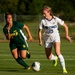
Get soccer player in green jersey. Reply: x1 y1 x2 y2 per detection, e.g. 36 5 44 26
3 12 33 70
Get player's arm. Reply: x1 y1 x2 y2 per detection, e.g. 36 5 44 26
6 30 16 40
62 23 72 42
23 25 33 41
38 29 42 46
6 30 11 40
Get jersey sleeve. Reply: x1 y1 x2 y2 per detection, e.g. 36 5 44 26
39 20 43 29
17 22 24 29
55 16 64 25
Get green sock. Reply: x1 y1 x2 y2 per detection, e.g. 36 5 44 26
16 57 29 68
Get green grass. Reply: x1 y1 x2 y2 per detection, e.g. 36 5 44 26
0 39 75 75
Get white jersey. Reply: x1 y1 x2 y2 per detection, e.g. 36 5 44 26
39 16 64 43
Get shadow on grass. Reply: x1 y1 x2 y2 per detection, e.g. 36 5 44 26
0 68 29 73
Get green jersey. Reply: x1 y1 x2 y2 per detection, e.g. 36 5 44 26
3 21 28 50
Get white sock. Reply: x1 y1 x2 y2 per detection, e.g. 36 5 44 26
50 54 56 60
58 54 66 70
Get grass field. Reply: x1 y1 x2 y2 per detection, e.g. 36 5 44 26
0 39 75 75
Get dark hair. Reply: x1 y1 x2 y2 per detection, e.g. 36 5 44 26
5 12 12 19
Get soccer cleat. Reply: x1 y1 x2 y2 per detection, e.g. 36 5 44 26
63 69 68 73
27 67 31 70
53 56 58 67
26 51 31 59
25 66 31 70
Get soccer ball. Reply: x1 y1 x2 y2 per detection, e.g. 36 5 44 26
31 61 41 72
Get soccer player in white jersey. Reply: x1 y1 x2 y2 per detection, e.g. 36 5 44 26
38 6 72 73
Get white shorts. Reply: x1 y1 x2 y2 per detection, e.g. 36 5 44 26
44 33 60 48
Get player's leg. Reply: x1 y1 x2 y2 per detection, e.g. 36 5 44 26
45 47 53 59
25 41 30 59
23 39 30 59
45 42 56 59
11 48 29 69
54 42 67 73
45 47 58 66
19 42 30 69
19 50 30 69
45 42 57 65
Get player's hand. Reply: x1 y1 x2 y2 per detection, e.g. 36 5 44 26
28 37 34 42
66 36 73 43
39 41 42 46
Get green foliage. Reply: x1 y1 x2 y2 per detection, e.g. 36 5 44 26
0 0 75 21
28 0 45 15
0 0 18 13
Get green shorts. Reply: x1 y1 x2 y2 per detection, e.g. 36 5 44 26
9 41 28 51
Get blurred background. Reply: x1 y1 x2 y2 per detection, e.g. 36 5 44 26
0 0 75 40
0 1 75 75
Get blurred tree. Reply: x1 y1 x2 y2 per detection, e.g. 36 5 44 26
17 0 45 15
45 0 75 21
0 0 18 14
17 0 29 14
0 0 75 21
28 0 45 15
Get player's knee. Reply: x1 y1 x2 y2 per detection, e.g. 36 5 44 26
21 55 26 59
12 54 18 59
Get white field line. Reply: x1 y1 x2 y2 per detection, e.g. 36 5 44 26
1 55 75 61
0 54 75 57
0 53 75 60
0 50 75 53
2 58 75 61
